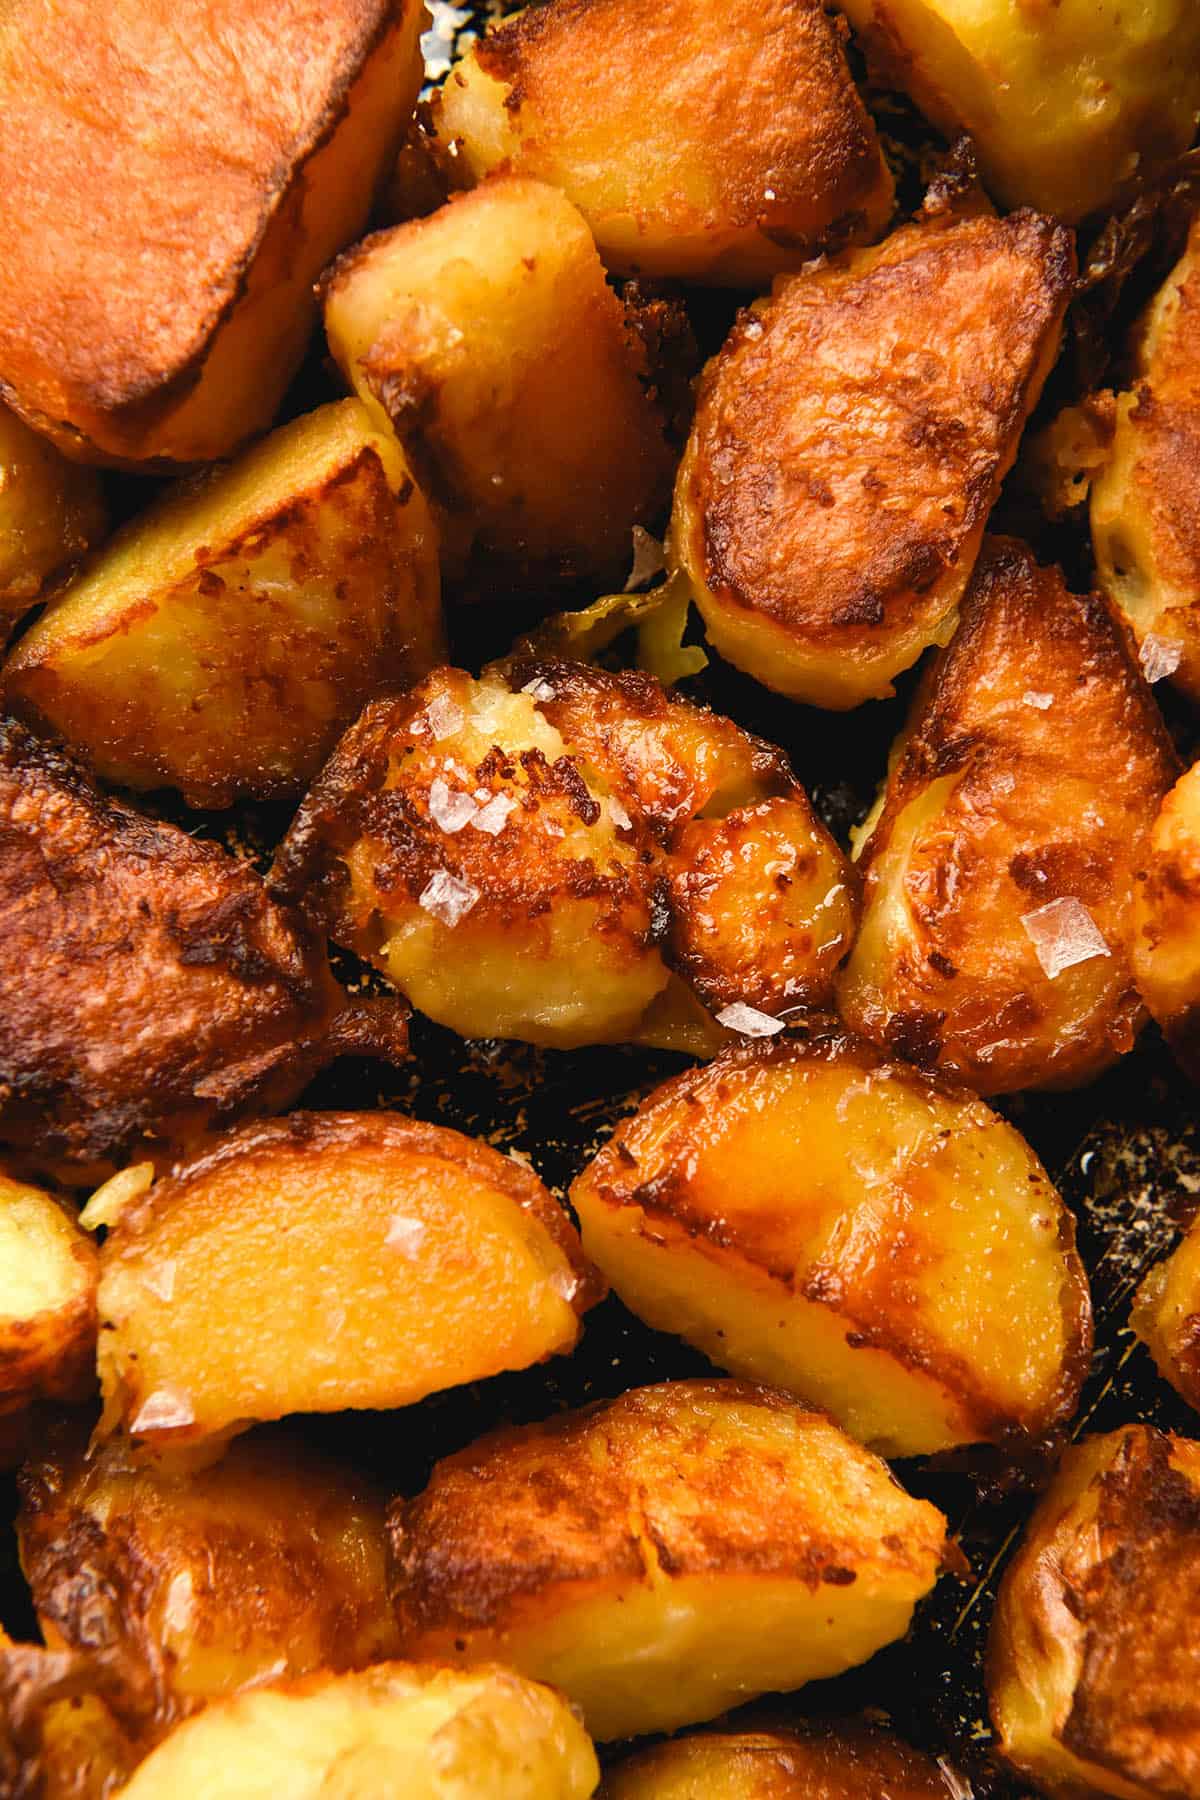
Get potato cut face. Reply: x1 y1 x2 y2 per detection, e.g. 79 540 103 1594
672 209 1074 708
113 1661 599 1800
0 1172 96 1413
839 537 1178 1094
98 1112 601 1446
1132 1219 1200 1413
839 0 1200 223
0 0 425 465
989 1426 1200 1798
388 1379 948 1739
431 0 893 285
1135 763 1200 1083
1092 216 1200 705
0 405 105 629
3 401 442 807
572 1038 1089 1458
603 1720 958 1798
322 175 675 585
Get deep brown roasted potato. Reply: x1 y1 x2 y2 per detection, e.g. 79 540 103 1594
0 1171 95 1432
2 400 442 807
0 0 426 466
388 1379 949 1740
1134 763 1200 1082
1132 1219 1200 1412
671 208 1075 708
0 718 406 1173
0 1643 139 1800
430 0 894 285
603 1719 959 1798
989 1425 1200 1797
322 175 675 585
0 405 105 635
97 1113 601 1449
839 537 1178 1094
572 1036 1090 1458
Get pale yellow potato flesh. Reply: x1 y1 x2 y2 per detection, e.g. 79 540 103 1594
1132 1221 1200 1414
1134 762 1200 1081
0 1171 96 1417
0 404 104 632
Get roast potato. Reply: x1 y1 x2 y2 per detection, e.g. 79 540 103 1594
321 175 675 585
838 0 1200 223
2 400 442 807
989 1425 1200 1797
839 537 1178 1094
430 0 893 285
1133 763 1200 1082
572 1036 1090 1458
0 0 425 466
97 1112 601 1449
1132 1218 1200 1411
672 208 1075 707
0 1644 138 1800
112 1661 599 1800
603 1719 959 1797
0 1171 96 1426
387 1379 950 1740
0 718 407 1173
0 405 105 635
1092 213 1200 703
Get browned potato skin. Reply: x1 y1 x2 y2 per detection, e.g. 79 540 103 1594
0 406 105 635
673 208 1075 708
1134 764 1200 1082
0 1174 96 1424
0 1643 139 1800
989 1426 1200 1798
839 538 1179 1094
603 1719 957 1798
0 719 406 1171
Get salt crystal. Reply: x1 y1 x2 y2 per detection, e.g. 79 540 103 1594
143 1260 176 1303
1140 633 1184 684
743 320 765 341
424 693 463 740
544 819 565 838
428 777 478 834
1022 690 1054 710
419 870 480 928
715 1002 786 1037
521 677 556 702
1021 896 1110 979
385 1216 427 1256
550 1266 579 1304
131 1386 195 1433
623 525 666 593
608 796 633 832
472 793 516 836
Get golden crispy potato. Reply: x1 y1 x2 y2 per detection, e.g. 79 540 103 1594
989 1425 1200 1797
572 1036 1090 1458
0 405 104 634
1134 763 1200 1082
0 0 425 466
97 1112 601 1449
0 1644 139 1800
114 1661 599 1800
603 1720 958 1798
2 401 442 808
0 1171 95 1425
839 0 1200 223
672 209 1074 708
0 719 407 1173
388 1379 949 1740
431 0 893 286
1132 1219 1200 1411
839 537 1178 1094
1092 214 1200 704
322 176 675 585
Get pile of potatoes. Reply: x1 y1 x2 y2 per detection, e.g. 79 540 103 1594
1 0 1200 1793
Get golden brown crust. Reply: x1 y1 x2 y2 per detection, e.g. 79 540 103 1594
603 1718 957 1798
0 1179 96 1413
0 1642 139 1800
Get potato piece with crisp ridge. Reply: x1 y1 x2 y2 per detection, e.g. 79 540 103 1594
431 0 893 286
0 405 104 635
97 1113 602 1449
573 1037 1090 1458
672 208 1074 708
0 1171 95 1429
322 176 675 585
839 0 1200 224
1132 1220 1200 1412
2 401 442 808
388 1379 949 1740
0 0 426 466
0 720 406 1173
839 538 1178 1094
989 1425 1200 1797
603 1719 960 1798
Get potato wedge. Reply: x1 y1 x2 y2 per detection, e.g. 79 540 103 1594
322 176 675 585
0 405 104 634
113 1661 599 1800
1092 214 1200 704
989 1425 1200 1797
672 208 1074 708
839 537 1178 1094
97 1113 602 1449
0 1171 95 1421
388 1379 949 1740
573 1036 1090 1458
603 1720 958 1797
431 0 893 285
1134 763 1200 1082
3 401 442 807
839 0 1200 223
1132 1219 1200 1412
0 0 425 466
0 719 407 1172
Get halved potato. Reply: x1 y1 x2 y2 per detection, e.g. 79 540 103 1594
572 1036 1090 1458
839 0 1200 223
0 404 105 633
431 0 893 285
3 400 442 807
1132 1219 1200 1411
0 1171 96 1422
97 1112 602 1449
114 1662 599 1800
1134 763 1200 1082
603 1719 958 1797
672 207 1075 708
989 1425 1200 1797
839 537 1178 1094
0 0 426 465
322 175 675 585
388 1379 950 1740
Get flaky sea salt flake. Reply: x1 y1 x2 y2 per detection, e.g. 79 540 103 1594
472 793 516 836
1021 896 1110 979
521 677 556 702
386 1216 428 1256
424 693 463 740
131 1386 195 1434
715 1002 786 1037
428 777 478 833
1140 633 1184 684
608 796 633 831
419 870 480 928
623 525 666 592
143 1260 176 1303
1022 690 1054 710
